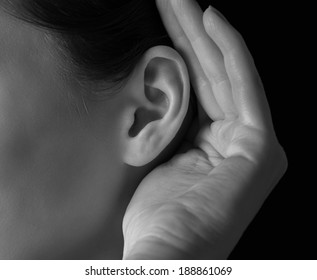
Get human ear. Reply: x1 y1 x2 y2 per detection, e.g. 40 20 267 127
121 46 190 166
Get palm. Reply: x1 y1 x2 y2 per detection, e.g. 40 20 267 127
123 118 270 259
122 0 287 259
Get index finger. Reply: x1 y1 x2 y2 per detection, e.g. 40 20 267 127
156 0 225 121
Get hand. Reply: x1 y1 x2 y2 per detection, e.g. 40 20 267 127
122 0 287 259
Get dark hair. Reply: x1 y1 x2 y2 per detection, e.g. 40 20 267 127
2 0 171 93
2 0 209 95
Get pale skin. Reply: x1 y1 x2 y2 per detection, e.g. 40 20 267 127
0 0 287 259
0 1 190 259
122 0 287 259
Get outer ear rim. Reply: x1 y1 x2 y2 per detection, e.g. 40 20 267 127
123 45 190 167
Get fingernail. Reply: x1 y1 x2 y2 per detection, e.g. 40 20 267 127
206 5 229 23
204 6 214 27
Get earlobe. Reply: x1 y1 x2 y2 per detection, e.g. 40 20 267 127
122 46 190 166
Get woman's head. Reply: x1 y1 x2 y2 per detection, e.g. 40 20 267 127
0 0 207 259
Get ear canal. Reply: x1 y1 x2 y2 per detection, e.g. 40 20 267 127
128 107 161 137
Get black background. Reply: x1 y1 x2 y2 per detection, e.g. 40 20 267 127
194 1 313 259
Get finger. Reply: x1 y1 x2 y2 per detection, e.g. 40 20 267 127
203 6 274 131
170 0 238 119
156 0 225 121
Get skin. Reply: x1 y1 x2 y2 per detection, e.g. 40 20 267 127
0 0 287 259
122 0 287 259
0 7 131 259
0 3 191 259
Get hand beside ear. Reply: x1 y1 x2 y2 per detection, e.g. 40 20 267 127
122 0 287 259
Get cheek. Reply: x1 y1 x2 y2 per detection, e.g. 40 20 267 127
0 69 68 178
0 111 124 258
0 76 124 258
0 138 123 258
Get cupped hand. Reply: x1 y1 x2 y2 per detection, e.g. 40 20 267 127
122 0 287 259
